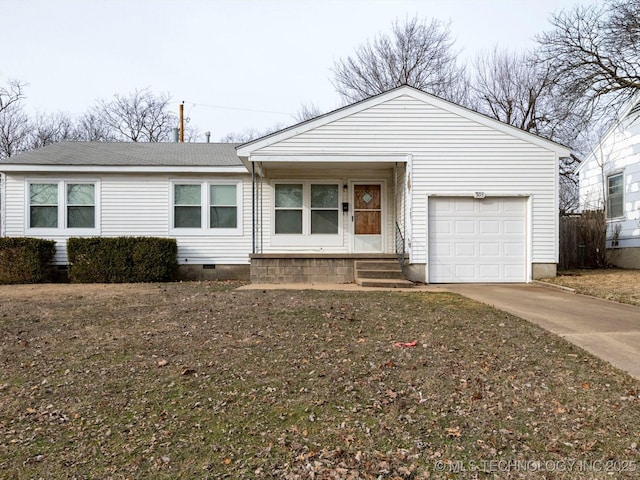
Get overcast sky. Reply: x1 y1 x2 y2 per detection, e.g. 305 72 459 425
2 0 596 141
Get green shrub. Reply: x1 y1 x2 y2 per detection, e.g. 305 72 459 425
67 237 177 283
0 237 57 284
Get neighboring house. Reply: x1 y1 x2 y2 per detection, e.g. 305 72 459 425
0 86 571 283
577 96 640 269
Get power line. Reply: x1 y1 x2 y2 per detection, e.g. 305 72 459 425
181 101 293 116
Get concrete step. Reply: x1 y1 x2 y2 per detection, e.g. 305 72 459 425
357 278 414 288
354 261 402 271
356 269 406 279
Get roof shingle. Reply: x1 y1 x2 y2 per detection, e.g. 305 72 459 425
0 142 242 167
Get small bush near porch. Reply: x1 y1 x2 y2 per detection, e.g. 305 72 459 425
67 236 177 283
0 282 637 478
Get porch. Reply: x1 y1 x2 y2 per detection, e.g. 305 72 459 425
250 253 412 286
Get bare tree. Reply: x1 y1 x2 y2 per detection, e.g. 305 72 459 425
332 16 467 104
0 79 26 116
220 123 286 143
28 112 80 149
293 102 324 123
74 112 116 142
0 80 30 158
537 0 640 122
471 48 586 213
92 87 178 142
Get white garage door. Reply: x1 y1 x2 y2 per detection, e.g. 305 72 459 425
428 197 527 283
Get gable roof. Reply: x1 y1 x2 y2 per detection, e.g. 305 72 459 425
236 85 572 159
0 141 242 167
575 92 640 174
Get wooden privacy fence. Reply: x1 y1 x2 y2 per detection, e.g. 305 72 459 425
559 211 607 270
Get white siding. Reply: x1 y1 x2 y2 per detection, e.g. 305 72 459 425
2 172 252 264
255 95 559 265
579 117 640 249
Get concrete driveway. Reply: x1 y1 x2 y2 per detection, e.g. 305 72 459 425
437 283 640 380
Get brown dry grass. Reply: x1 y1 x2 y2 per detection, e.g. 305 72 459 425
1 281 638 479
541 269 640 306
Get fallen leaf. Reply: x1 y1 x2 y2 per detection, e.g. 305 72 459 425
582 382 591 389
446 427 461 437
223 457 232 465
157 359 169 367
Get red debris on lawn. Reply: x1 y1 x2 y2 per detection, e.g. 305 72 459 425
393 341 417 348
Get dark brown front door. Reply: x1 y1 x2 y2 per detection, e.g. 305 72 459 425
353 184 383 252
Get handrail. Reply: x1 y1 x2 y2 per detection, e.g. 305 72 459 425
395 221 405 269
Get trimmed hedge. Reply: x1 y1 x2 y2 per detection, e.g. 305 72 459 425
67 237 178 283
0 237 56 284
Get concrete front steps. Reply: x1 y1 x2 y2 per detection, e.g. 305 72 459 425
355 260 414 288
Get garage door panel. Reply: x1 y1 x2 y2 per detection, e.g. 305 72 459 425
504 220 525 234
454 198 475 212
455 264 476 278
479 242 500 256
504 242 525 256
504 264 526 278
429 197 527 283
454 220 475 234
430 219 451 234
478 200 500 212
455 243 476 256
430 242 452 256
479 264 500 279
479 220 500 234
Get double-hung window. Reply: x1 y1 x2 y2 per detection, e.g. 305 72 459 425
30 183 59 228
172 180 241 233
606 173 624 219
210 185 238 229
27 180 98 231
174 184 202 228
273 182 341 243
67 184 95 228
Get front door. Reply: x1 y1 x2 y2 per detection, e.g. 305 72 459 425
353 183 382 252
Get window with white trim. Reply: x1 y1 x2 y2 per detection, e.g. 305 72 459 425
273 182 340 236
30 183 58 228
210 184 238 229
171 180 242 233
174 184 202 228
27 180 98 231
607 173 624 219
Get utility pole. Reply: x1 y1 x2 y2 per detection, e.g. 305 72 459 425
179 101 185 143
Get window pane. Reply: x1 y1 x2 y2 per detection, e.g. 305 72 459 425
311 184 338 208
311 210 338 234
30 206 58 228
175 206 201 228
608 175 623 195
30 184 57 205
608 196 623 218
275 210 302 234
175 185 201 205
210 185 236 206
68 206 95 228
210 206 237 228
275 184 302 208
67 184 94 205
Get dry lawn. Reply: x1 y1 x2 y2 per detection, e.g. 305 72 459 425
0 281 639 479
541 269 640 307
